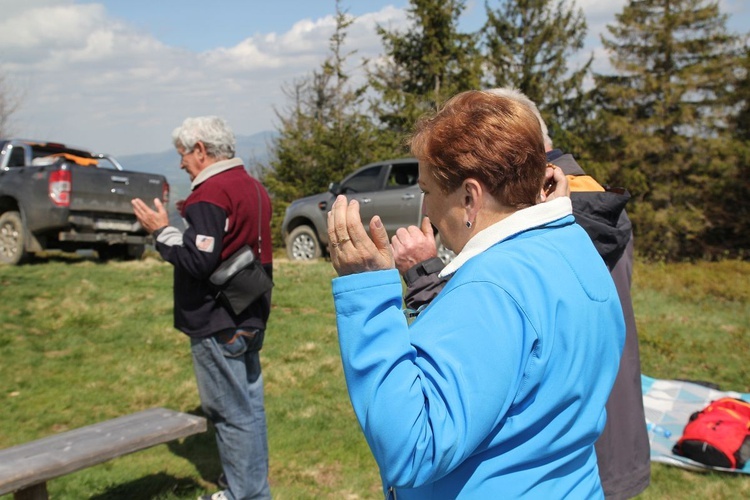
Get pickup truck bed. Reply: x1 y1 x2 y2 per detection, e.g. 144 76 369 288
0 139 169 264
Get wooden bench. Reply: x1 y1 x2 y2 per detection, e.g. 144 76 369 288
0 407 207 500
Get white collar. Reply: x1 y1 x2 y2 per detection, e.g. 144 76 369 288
191 157 244 190
439 197 573 278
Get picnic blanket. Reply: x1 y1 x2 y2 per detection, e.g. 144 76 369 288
641 374 750 473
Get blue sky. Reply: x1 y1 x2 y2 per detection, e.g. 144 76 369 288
1 0 747 157
80 1 423 52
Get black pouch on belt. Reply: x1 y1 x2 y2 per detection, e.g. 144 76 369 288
209 245 273 315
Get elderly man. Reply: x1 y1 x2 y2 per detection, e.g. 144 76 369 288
132 116 272 500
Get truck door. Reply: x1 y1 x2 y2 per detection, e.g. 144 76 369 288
369 161 422 236
338 164 386 229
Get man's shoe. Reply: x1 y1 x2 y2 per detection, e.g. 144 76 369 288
197 491 228 500
217 472 228 489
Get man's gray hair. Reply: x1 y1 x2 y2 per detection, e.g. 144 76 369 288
172 116 236 160
485 87 553 150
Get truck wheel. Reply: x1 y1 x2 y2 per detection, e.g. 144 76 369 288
286 225 322 261
0 211 29 265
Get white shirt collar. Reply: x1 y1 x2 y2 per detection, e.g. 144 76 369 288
191 157 244 190
439 197 573 278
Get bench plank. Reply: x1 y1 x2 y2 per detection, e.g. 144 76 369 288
0 407 207 496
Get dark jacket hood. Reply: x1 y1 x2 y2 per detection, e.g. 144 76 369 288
547 150 632 269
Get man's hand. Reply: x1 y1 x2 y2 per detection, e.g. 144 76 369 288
327 195 394 276
539 165 570 202
391 216 437 275
131 198 169 234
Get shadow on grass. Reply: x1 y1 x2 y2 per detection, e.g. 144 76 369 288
85 407 220 500
19 248 159 265
90 471 202 499
16 250 99 265
167 406 222 485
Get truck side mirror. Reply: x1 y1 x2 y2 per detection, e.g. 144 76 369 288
329 182 342 196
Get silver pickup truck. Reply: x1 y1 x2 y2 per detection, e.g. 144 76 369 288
0 139 169 264
281 158 454 263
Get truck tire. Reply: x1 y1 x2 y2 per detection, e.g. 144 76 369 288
0 211 29 265
286 225 322 261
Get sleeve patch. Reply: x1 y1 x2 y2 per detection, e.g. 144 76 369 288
196 235 216 253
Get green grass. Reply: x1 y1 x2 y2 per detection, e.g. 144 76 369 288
631 260 750 499
0 254 748 499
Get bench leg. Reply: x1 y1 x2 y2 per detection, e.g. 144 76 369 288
14 482 48 500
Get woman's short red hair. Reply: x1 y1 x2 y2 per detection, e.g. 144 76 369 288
409 90 546 207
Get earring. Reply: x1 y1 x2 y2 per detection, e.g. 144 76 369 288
466 220 472 228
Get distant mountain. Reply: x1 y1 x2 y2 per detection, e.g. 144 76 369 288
117 130 277 204
116 130 277 226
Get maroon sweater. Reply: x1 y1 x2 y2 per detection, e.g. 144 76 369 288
155 160 272 337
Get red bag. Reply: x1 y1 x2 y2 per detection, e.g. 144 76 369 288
673 397 750 469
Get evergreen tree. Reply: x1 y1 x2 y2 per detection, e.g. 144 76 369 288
261 2 394 246
590 0 740 260
704 43 750 256
482 0 592 154
368 0 482 142
731 45 750 142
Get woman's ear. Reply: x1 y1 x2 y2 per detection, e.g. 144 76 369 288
463 179 483 228
464 178 484 204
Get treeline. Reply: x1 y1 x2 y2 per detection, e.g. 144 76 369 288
259 0 749 261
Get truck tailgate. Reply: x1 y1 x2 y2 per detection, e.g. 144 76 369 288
69 166 165 215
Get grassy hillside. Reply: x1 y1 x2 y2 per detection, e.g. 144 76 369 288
0 255 748 499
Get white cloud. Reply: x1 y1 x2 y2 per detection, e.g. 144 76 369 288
1 0 745 156
200 16 339 72
0 1 402 155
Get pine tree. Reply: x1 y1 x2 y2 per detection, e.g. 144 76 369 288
261 2 394 246
482 0 592 154
731 45 750 142
704 43 750 256
368 0 482 141
590 0 740 260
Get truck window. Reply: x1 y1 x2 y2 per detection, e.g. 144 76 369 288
386 163 418 189
341 165 382 193
7 146 26 167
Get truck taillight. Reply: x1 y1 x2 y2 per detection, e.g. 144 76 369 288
49 169 72 207
162 181 170 204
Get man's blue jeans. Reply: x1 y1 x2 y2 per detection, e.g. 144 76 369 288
191 329 271 500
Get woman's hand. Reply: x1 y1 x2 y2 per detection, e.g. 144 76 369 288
539 165 570 202
327 195 394 276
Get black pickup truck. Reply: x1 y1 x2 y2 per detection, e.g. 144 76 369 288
0 139 169 265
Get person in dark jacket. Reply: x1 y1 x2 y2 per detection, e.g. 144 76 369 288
393 88 650 499
132 116 272 500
